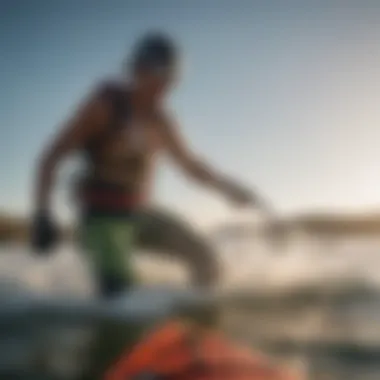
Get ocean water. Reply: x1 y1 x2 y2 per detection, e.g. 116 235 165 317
3 235 380 291
1 237 380 379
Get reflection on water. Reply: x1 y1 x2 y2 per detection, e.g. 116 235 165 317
1 237 380 379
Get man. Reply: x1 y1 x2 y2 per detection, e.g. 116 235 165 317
32 31 267 296
32 32 271 378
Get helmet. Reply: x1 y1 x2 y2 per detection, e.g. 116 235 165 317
131 32 179 75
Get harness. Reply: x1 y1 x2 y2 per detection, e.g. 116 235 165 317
77 82 145 216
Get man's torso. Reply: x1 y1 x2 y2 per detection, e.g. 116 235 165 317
77 80 164 212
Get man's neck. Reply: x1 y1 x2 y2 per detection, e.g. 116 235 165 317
130 88 159 114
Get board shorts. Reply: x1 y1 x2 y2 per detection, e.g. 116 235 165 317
75 178 145 295
80 215 138 296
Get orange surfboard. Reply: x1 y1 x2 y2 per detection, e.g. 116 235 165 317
104 320 303 380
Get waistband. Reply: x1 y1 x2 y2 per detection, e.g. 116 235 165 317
76 179 144 218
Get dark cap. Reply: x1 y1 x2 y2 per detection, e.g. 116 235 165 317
131 32 179 74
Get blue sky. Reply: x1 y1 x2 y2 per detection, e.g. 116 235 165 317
1 1 380 227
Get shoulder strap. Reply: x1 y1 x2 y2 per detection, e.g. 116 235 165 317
84 81 130 154
100 81 131 130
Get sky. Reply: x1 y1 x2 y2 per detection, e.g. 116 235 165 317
1 0 380 228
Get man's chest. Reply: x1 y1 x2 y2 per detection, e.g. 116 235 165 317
101 117 163 159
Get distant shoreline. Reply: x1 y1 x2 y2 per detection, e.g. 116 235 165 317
3 210 380 244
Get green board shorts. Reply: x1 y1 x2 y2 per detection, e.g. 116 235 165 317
79 215 139 296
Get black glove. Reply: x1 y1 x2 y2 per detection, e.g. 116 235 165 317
31 211 59 254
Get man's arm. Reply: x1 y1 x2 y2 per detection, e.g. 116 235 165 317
159 112 256 205
34 87 110 212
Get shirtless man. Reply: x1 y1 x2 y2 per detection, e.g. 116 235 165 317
32 32 267 297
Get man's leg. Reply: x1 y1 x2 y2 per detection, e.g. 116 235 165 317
136 207 221 327
137 207 220 288
79 217 142 378
80 217 137 296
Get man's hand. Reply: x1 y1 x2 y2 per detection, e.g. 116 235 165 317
31 211 60 255
220 181 255 207
219 177 272 210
